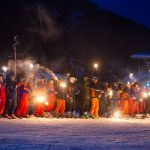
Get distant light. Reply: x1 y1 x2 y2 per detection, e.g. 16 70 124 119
29 64 34 69
94 63 98 69
127 82 130 85
2 66 8 72
147 83 150 87
109 90 113 97
129 73 134 79
67 73 70 76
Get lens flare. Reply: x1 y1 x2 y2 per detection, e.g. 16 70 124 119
37 96 45 103
114 111 121 118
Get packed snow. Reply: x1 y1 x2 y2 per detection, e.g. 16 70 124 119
0 117 150 150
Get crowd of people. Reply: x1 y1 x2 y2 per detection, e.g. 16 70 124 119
0 73 150 119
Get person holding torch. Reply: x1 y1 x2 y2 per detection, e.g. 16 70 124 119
45 79 56 117
90 77 102 119
34 77 47 117
15 79 30 118
54 79 67 118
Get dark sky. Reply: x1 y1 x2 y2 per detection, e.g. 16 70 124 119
92 0 150 28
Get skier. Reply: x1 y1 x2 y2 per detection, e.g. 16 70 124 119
54 79 67 118
27 75 36 117
34 77 47 117
15 79 30 118
121 85 130 115
99 82 109 117
131 82 140 117
142 87 150 118
110 81 119 115
66 77 78 118
79 77 91 118
90 77 102 119
45 79 56 117
4 75 17 119
0 75 6 118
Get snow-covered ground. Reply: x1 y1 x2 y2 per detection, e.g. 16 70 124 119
0 117 150 150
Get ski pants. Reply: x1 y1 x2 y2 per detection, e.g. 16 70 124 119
34 103 45 116
15 93 29 117
90 98 99 117
5 99 16 115
0 97 6 115
131 101 139 115
123 100 129 115
45 93 55 112
80 98 90 115
54 99 65 116
144 101 150 115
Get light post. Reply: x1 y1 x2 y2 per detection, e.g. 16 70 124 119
94 63 98 70
129 73 134 79
2 66 8 72
29 63 34 69
91 63 99 77
12 35 19 77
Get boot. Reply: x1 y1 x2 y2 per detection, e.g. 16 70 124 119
4 114 12 119
10 114 18 119
66 111 71 118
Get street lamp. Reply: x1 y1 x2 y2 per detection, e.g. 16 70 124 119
29 63 34 69
91 63 99 77
2 66 8 72
129 73 134 79
94 63 98 69
67 73 70 76
2 66 8 85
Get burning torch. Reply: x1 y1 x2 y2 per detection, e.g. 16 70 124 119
60 81 67 89
113 111 121 119
36 94 48 106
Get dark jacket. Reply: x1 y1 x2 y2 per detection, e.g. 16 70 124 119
5 80 16 101
56 84 67 100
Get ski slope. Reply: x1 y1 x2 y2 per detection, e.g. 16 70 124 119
0 117 150 150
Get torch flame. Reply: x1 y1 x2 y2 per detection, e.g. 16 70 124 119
60 82 67 88
37 96 45 103
45 101 49 106
143 92 148 98
114 111 121 118
109 90 113 97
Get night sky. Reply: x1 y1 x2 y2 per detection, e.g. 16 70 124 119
92 0 150 28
